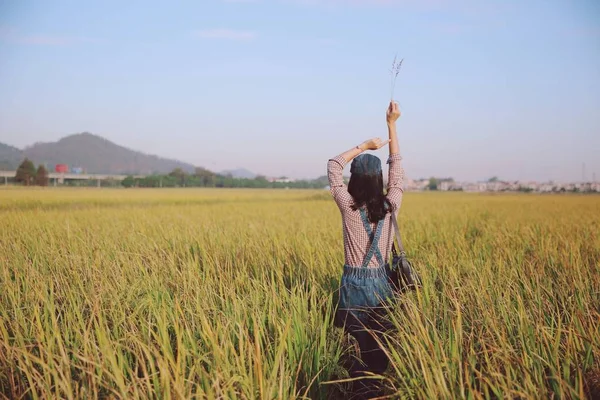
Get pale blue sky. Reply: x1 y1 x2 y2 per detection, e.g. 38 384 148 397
0 0 598 181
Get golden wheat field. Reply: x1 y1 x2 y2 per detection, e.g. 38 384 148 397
0 188 599 399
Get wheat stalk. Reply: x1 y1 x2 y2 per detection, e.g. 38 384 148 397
390 55 403 101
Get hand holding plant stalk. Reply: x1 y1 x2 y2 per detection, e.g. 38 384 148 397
387 101 400 124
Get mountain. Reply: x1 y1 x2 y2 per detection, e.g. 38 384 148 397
22 133 195 175
220 168 257 179
0 142 24 170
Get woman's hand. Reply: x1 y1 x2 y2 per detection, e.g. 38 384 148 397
386 101 400 124
359 137 390 151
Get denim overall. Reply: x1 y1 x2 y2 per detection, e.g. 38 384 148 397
335 208 395 397
335 207 394 328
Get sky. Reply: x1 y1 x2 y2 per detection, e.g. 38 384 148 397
0 0 598 182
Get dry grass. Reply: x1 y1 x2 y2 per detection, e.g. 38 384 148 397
1 188 599 399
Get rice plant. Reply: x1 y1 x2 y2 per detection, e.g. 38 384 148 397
0 189 598 399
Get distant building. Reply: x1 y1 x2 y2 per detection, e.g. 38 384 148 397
268 176 295 183
398 175 598 193
404 178 429 191
55 164 69 173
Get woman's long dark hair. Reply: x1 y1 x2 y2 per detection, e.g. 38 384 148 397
348 172 391 223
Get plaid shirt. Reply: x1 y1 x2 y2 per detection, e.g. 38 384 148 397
327 153 404 268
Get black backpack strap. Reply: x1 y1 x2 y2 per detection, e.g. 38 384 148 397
390 211 405 256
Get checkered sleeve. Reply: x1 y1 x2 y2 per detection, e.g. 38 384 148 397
327 155 354 212
386 153 404 211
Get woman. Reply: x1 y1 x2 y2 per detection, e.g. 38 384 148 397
327 101 403 398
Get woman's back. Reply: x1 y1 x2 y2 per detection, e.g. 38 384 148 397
327 153 404 268
328 101 404 399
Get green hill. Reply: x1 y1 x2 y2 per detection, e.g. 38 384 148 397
22 133 195 174
0 142 24 170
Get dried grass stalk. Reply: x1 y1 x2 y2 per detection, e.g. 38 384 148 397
390 55 403 101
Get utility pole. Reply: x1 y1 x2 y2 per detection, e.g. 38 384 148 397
582 162 586 182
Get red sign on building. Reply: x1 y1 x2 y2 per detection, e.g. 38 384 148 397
55 164 69 173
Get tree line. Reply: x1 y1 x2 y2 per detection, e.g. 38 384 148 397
121 167 330 189
14 158 49 186
11 159 330 189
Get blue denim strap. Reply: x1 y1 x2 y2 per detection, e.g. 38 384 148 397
359 208 385 267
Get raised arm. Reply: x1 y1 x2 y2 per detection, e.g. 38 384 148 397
387 102 400 156
386 101 404 211
327 137 390 211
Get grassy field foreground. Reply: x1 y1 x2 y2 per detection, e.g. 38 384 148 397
1 189 599 399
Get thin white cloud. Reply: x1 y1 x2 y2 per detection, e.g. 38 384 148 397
0 27 101 46
17 35 73 45
284 0 442 6
194 29 257 41
235 0 503 14
18 35 100 45
223 0 403 4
